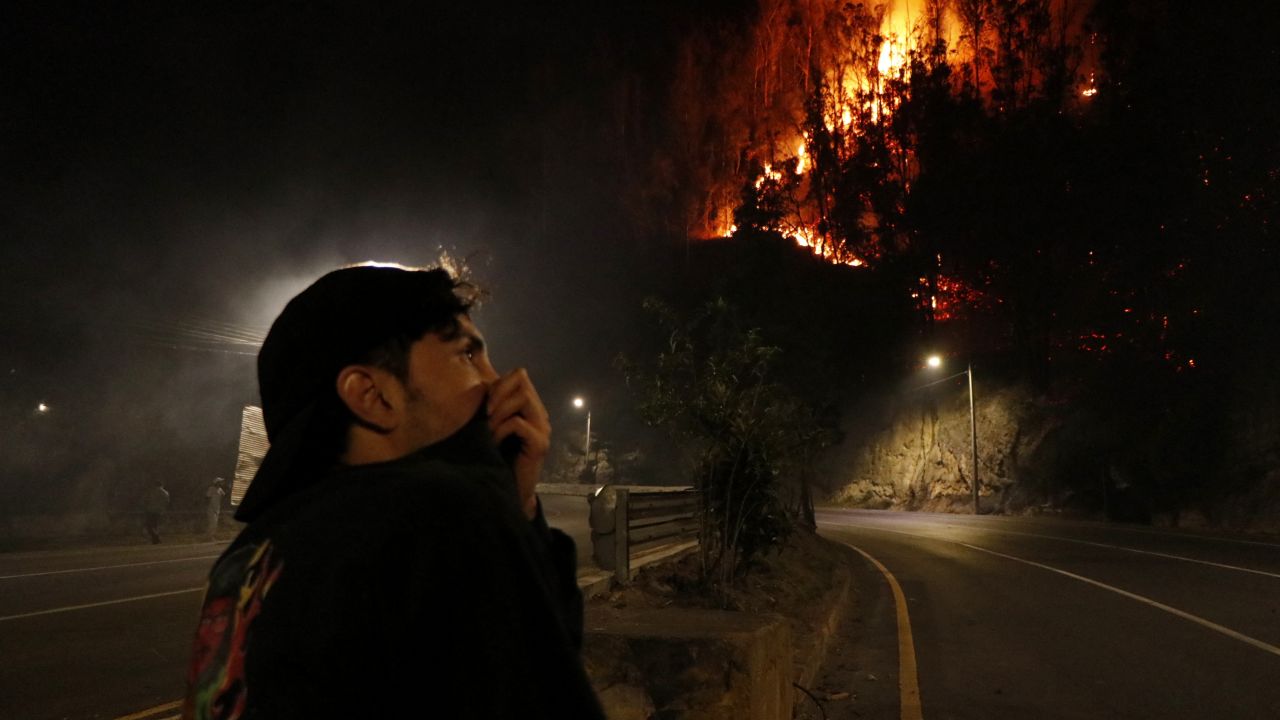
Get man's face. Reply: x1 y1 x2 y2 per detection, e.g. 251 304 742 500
399 314 499 450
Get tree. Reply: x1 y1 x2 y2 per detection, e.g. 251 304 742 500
616 298 831 596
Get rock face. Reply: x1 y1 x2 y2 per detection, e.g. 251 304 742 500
822 380 1280 529
824 384 1050 513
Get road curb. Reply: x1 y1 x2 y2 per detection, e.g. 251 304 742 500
793 546 854 691
578 569 614 599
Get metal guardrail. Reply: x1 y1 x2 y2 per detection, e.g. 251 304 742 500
587 485 700 582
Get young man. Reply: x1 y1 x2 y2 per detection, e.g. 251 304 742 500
182 264 603 719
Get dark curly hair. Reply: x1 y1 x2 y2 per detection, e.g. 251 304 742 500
305 269 481 467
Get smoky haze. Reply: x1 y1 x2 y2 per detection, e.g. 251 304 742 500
1 2 683 515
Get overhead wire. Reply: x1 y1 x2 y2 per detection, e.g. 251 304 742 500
108 316 267 347
0 291 275 356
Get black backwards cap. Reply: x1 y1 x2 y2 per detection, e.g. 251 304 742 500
235 264 472 522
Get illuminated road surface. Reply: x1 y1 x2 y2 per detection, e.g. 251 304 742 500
0 541 216 719
10 501 1273 719
815 508 1280 720
0 495 593 720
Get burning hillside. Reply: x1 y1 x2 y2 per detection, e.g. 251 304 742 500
677 0 1099 320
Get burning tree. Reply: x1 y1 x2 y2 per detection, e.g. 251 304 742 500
662 0 1103 341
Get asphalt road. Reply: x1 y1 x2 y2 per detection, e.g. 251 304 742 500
0 542 218 720
10 502 1274 719
815 508 1280 720
0 494 594 720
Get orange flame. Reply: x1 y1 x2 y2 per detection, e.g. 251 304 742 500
719 0 1094 318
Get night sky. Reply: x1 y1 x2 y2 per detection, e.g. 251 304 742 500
3 1 1278 515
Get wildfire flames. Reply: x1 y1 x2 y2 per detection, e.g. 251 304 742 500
912 271 992 322
705 0 1098 322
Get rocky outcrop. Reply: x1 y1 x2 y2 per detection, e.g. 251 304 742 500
822 380 1280 530
824 384 1053 513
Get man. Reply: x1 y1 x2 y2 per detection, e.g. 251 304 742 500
204 478 226 541
182 264 603 719
143 480 169 544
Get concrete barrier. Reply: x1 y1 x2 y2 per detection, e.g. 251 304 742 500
584 607 793 720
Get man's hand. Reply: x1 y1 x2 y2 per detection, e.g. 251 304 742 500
487 368 550 520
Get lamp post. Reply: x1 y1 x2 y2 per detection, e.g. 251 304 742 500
572 396 591 457
925 356 980 514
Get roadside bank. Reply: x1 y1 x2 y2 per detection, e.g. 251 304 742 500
581 529 857 719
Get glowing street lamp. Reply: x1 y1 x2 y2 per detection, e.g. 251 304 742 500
572 397 591 456
925 356 980 514
36 402 50 414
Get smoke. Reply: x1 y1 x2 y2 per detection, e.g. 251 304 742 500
0 1 741 517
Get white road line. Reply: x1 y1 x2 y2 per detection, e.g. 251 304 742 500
954 541 1280 658
827 520 1280 659
819 508 1280 549
982 516 1280 549
816 511 1280 576
972 527 1280 580
0 554 221 580
1103 526 1280 549
113 700 182 720
0 587 204 623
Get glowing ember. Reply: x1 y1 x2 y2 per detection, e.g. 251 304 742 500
1081 72 1098 98
911 273 991 322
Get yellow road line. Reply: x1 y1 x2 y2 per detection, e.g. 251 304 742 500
845 543 924 720
113 699 181 720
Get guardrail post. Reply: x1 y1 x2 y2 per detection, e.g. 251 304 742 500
614 488 630 583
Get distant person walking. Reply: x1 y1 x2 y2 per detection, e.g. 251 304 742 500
143 480 169 544
205 478 226 540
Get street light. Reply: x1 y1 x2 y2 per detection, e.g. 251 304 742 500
925 356 979 514
35 402 50 414
572 396 591 456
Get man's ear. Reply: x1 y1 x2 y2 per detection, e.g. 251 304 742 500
335 365 403 432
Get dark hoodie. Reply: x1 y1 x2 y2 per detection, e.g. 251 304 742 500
182 409 605 719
